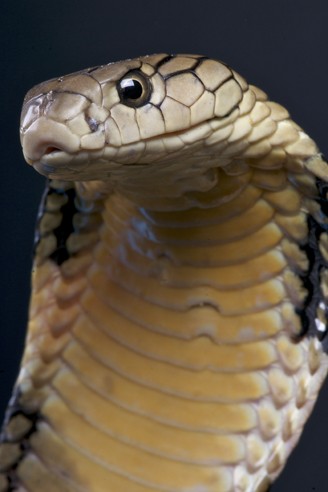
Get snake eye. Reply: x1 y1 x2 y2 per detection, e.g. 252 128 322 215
117 71 151 108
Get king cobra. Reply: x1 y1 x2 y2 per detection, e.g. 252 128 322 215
1 53 328 492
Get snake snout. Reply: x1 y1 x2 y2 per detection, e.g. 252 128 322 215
20 87 93 166
21 117 80 164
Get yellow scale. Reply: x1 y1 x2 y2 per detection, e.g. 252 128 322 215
1 53 328 492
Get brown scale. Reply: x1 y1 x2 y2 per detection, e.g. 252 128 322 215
1 53 328 492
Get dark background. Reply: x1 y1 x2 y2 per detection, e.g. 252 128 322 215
1 0 327 490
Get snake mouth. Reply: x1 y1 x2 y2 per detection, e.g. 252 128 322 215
44 146 63 156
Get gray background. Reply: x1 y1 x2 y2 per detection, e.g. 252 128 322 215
1 0 328 490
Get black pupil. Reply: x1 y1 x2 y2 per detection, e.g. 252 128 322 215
120 78 143 100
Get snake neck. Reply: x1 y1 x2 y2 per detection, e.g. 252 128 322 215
18 159 315 392
4 160 328 492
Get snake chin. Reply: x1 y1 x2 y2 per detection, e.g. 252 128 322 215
34 147 104 179
33 162 103 181
34 161 57 176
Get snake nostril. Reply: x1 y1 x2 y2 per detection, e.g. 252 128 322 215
85 116 99 132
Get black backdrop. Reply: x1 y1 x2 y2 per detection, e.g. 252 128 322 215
1 1 328 490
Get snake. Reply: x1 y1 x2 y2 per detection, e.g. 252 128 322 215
0 53 328 492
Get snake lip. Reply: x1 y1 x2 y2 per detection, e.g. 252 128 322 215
39 149 73 163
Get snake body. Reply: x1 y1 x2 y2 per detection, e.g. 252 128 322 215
1 53 328 491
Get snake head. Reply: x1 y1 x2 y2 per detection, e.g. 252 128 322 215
20 53 249 182
20 52 318 204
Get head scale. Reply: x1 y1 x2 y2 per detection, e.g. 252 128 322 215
20 53 246 181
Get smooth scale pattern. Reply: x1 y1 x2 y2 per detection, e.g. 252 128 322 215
1 53 328 492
